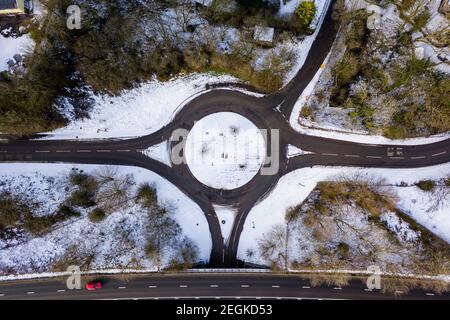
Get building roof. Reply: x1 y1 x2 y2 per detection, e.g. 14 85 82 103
0 0 17 10
254 26 274 44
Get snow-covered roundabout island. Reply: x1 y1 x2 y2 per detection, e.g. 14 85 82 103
185 112 266 190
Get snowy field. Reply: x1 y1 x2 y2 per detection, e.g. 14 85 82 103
185 112 266 190
0 164 211 275
41 74 238 140
238 163 450 264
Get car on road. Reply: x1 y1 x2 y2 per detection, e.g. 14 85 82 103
86 281 102 291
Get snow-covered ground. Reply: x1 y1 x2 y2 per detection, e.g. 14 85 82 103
0 34 34 72
0 164 211 275
40 74 238 140
238 163 450 264
141 141 172 167
185 112 266 190
213 204 237 245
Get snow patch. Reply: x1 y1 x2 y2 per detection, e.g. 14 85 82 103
213 204 237 244
141 141 172 167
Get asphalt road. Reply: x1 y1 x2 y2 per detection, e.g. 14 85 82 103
0 0 449 268
0 274 448 300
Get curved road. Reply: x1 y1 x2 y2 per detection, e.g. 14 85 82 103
0 0 449 267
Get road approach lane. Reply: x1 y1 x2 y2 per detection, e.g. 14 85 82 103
0 0 449 267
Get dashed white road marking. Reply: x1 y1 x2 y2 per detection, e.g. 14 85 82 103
389 157 405 160
272 285 280 288
411 156 426 160
322 153 338 156
364 289 372 292
118 287 126 289
27 292 35 295
333 287 342 290
56 150 71 153
0 151 7 153
97 150 111 153
179 285 188 288
210 285 219 288
241 285 250 288
57 289 66 293
148 285 157 288
367 156 382 159
35 150 50 153
432 152 446 157
344 155 360 158
77 150 91 153
302 286 311 289
117 150 131 153
426 293 435 296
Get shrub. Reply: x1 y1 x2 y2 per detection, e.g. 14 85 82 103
416 180 436 192
136 183 158 207
23 215 55 236
69 189 96 208
89 208 107 223
295 1 317 28
445 178 450 187
57 205 80 219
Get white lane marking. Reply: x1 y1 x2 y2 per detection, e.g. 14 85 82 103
35 150 50 153
390 157 405 160
148 285 157 288
27 292 35 295
322 153 338 156
364 289 372 292
57 289 66 293
118 287 126 289
432 152 446 157
56 150 70 153
97 150 111 153
272 285 280 288
411 156 426 160
77 150 91 153
367 156 382 159
179 285 188 288
117 150 131 153
302 286 311 289
426 293 435 296
0 294 4 297
344 155 360 158
395 290 404 294
241 285 250 288
333 287 342 290
0 151 7 153
210 285 219 288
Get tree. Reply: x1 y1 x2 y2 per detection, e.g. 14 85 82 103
295 1 316 27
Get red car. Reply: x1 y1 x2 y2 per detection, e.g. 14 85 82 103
86 281 102 291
